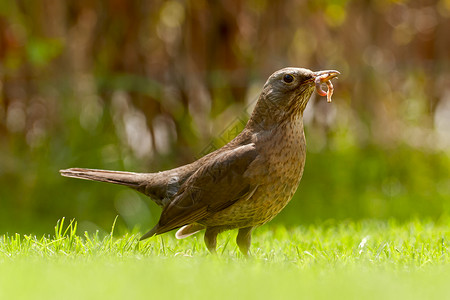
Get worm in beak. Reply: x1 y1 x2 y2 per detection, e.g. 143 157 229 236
314 70 340 102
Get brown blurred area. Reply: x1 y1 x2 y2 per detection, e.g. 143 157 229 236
1 0 449 234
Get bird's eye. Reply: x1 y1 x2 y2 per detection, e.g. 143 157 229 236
283 74 294 83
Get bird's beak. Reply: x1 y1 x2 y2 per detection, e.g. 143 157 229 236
312 70 340 83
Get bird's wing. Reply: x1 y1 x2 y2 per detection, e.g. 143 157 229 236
142 143 259 238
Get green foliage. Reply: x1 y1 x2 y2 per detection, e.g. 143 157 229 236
26 38 63 67
280 145 450 224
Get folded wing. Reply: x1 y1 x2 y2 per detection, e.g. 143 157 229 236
140 143 259 239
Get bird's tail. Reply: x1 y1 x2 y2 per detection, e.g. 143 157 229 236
60 168 144 188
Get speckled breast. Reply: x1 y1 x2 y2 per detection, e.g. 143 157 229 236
204 120 307 228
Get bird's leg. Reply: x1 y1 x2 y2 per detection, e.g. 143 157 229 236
236 227 254 257
204 227 221 254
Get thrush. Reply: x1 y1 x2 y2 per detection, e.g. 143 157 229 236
60 67 339 256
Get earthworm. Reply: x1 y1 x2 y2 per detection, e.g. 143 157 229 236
314 76 334 103
326 80 334 103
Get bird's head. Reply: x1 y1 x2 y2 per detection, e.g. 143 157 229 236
249 67 339 128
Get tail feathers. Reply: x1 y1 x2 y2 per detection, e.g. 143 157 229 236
140 226 158 241
60 168 144 187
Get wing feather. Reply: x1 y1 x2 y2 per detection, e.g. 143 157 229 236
142 143 259 238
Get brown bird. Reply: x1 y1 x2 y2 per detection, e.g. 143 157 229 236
60 67 339 256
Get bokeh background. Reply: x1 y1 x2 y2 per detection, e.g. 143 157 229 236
1 0 449 235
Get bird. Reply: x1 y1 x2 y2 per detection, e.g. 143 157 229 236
60 67 339 256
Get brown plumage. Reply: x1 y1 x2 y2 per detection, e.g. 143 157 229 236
60 67 339 256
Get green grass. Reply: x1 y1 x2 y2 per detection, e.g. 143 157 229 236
1 218 450 299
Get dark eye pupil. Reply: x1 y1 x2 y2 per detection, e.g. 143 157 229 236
283 74 294 83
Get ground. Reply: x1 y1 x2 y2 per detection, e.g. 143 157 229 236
1 218 449 299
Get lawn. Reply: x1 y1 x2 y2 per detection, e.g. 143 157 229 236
1 218 450 299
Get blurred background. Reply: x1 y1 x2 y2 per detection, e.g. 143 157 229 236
1 0 449 235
